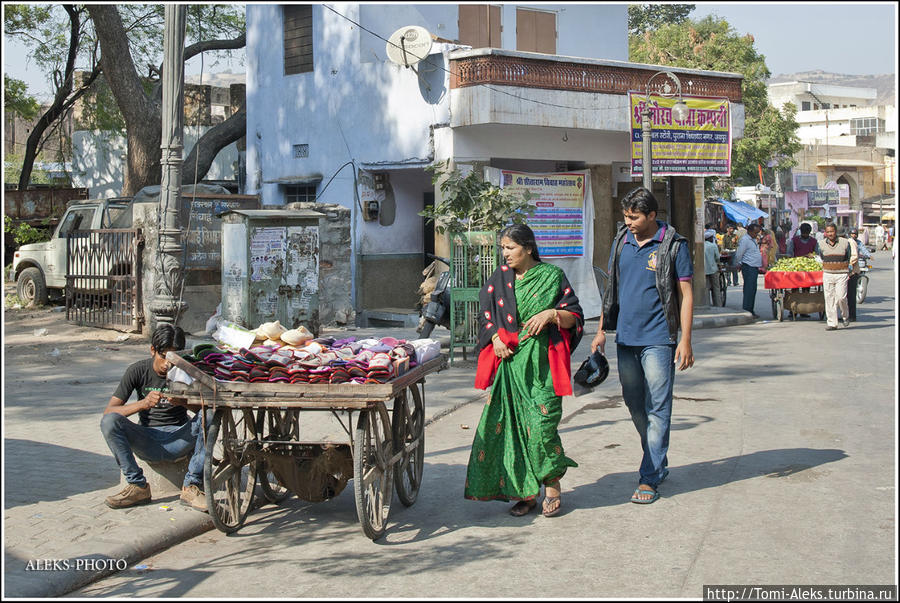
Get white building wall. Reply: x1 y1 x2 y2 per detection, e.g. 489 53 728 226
71 128 240 199
357 4 628 64
246 4 453 208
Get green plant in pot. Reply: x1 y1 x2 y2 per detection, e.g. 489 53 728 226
421 162 535 287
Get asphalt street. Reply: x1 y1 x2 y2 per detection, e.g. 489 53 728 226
58 251 897 599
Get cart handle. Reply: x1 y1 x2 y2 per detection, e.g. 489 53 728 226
166 351 218 390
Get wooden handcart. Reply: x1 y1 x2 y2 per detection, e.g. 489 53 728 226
165 352 446 540
764 270 825 322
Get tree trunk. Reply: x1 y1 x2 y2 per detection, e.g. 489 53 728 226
88 4 162 196
88 5 247 196
17 5 80 190
182 104 246 186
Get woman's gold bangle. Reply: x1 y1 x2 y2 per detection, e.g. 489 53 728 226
491 333 500 343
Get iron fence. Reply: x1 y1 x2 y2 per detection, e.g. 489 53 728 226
66 229 143 332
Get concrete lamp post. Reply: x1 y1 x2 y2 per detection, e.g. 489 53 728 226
641 71 690 191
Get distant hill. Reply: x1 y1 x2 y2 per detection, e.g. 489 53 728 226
768 70 895 105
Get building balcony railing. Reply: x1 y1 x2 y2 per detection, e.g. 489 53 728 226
449 50 743 103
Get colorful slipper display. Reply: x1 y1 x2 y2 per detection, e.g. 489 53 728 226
188 331 442 386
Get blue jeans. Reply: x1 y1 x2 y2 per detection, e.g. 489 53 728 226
100 410 212 488
617 344 675 488
741 263 759 313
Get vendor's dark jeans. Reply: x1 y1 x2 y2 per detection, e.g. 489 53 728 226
100 410 213 488
741 263 759 314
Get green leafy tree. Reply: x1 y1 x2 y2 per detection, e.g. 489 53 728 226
628 4 695 36
4 75 40 121
5 4 246 194
420 162 535 234
630 15 801 186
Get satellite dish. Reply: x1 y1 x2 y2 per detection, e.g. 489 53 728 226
386 26 433 68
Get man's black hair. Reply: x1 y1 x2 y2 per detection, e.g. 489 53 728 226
499 224 541 261
747 223 761 234
620 187 658 216
799 223 812 235
151 324 186 353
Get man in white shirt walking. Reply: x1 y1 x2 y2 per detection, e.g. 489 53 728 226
734 223 762 317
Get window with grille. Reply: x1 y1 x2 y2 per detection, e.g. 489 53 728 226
801 101 811 111
285 184 317 204
850 118 885 136
284 5 313 75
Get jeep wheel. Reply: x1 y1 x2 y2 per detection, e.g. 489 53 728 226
17 267 48 307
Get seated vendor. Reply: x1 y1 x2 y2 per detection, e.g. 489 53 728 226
101 324 211 512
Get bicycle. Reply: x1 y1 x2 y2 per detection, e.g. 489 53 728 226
709 263 727 307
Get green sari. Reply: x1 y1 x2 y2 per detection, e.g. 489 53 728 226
464 262 578 502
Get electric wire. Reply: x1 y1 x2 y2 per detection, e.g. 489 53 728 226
322 3 647 113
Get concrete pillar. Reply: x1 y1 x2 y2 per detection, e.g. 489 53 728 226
589 165 616 273
692 177 706 305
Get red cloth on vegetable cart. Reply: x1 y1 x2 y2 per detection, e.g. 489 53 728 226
764 271 823 289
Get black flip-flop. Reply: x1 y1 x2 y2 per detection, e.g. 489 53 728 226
509 500 537 516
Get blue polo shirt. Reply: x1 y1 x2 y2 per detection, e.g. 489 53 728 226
609 221 693 346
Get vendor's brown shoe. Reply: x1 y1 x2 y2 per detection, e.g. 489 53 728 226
180 484 208 513
105 483 151 509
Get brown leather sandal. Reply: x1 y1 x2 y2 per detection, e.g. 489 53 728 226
542 496 562 517
509 500 537 516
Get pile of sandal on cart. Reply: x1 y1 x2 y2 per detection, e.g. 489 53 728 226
185 320 440 385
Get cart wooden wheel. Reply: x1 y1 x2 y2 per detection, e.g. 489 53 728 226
353 402 394 541
255 408 299 504
204 407 259 534
392 383 425 507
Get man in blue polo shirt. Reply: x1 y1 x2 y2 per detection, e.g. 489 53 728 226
591 187 694 505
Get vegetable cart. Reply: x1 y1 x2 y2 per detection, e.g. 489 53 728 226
165 351 446 540
763 270 825 322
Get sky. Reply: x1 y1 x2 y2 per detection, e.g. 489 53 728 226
691 1 897 76
2 2 897 102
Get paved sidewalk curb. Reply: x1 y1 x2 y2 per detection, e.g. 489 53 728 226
425 391 489 427
9 514 214 598
693 310 757 329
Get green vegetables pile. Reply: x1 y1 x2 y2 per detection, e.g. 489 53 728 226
768 256 822 272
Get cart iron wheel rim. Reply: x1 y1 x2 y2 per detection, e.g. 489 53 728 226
392 384 425 507
256 408 298 504
353 403 393 540
204 408 259 534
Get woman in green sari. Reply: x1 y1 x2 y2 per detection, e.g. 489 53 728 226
465 225 584 517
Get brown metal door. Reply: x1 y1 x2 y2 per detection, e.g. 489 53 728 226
459 4 501 48
66 229 143 332
516 7 556 54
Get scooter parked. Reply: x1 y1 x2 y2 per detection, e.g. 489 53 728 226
417 254 452 338
856 257 872 304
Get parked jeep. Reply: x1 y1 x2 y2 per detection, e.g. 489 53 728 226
11 197 132 306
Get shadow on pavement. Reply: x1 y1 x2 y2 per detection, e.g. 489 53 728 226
3 439 119 508
564 447 849 511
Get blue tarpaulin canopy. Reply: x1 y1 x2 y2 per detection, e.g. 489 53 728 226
718 198 768 226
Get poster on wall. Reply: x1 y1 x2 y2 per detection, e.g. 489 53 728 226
500 171 586 258
250 226 286 282
628 93 731 177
